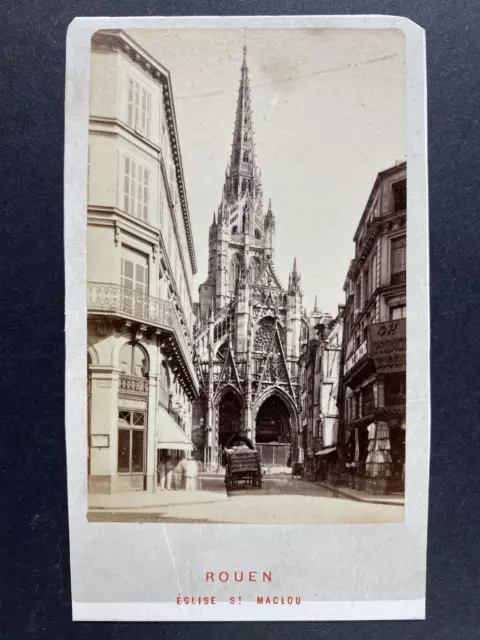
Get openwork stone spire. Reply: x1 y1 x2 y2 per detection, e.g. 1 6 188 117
223 47 262 204
289 258 302 294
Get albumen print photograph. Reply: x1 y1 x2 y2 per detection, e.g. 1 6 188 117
86 26 407 525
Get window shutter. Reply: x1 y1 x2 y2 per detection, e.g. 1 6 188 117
127 79 134 127
141 88 147 132
134 81 140 129
130 159 137 216
143 168 149 222
124 157 130 212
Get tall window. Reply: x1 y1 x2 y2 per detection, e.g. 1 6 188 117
121 247 148 315
392 179 407 212
229 255 240 294
119 342 149 378
124 157 149 222
127 79 152 138
250 257 261 284
159 360 171 410
391 236 406 283
118 410 146 473
355 281 361 311
390 305 406 320
363 267 370 304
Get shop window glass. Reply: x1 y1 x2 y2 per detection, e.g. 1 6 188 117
131 431 145 472
117 429 130 472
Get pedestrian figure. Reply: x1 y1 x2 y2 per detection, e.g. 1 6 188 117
158 456 166 491
173 455 185 490
165 455 174 490
185 456 198 491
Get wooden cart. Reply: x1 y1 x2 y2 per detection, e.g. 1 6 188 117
224 435 262 491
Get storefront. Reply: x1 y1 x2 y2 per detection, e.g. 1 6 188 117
157 405 195 465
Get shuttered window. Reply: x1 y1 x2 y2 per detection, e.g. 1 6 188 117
127 78 151 138
123 157 149 222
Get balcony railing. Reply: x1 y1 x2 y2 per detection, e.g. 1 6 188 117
119 374 148 397
88 282 197 390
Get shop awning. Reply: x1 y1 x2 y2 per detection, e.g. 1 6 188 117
157 406 194 451
315 446 337 457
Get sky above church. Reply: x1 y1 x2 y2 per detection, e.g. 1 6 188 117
127 28 406 316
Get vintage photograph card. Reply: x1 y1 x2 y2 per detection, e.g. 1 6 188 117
65 15 429 620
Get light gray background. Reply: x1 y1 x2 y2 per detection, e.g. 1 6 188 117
65 15 429 621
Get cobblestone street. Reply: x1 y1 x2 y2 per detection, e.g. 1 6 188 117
88 476 404 524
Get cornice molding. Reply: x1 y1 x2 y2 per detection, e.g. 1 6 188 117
91 30 197 275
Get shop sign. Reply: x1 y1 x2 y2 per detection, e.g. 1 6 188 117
344 340 367 374
368 319 406 373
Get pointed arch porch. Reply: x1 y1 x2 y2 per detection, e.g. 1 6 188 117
214 384 244 452
252 385 299 468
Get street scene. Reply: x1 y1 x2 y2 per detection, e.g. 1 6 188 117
88 473 404 524
86 28 407 524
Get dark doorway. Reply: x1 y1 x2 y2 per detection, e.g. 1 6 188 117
255 395 291 444
255 395 292 467
218 391 243 448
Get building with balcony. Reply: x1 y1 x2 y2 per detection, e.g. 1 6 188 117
87 31 199 493
296 303 343 480
338 161 406 494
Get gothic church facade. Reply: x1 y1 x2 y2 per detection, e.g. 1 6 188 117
194 48 310 468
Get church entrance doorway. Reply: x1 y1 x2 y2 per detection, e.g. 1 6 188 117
255 395 292 468
218 391 243 450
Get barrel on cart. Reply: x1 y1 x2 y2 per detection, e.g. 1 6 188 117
224 435 262 491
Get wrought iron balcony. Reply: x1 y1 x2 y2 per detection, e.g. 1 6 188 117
119 374 148 397
88 282 198 394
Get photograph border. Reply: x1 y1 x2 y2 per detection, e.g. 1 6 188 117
65 14 429 621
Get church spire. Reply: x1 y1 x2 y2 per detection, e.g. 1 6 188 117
289 258 301 294
223 46 261 202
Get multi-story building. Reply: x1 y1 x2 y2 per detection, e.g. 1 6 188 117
297 304 343 478
86 31 199 493
193 48 310 470
338 161 407 494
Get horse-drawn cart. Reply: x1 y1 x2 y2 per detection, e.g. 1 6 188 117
224 435 262 491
